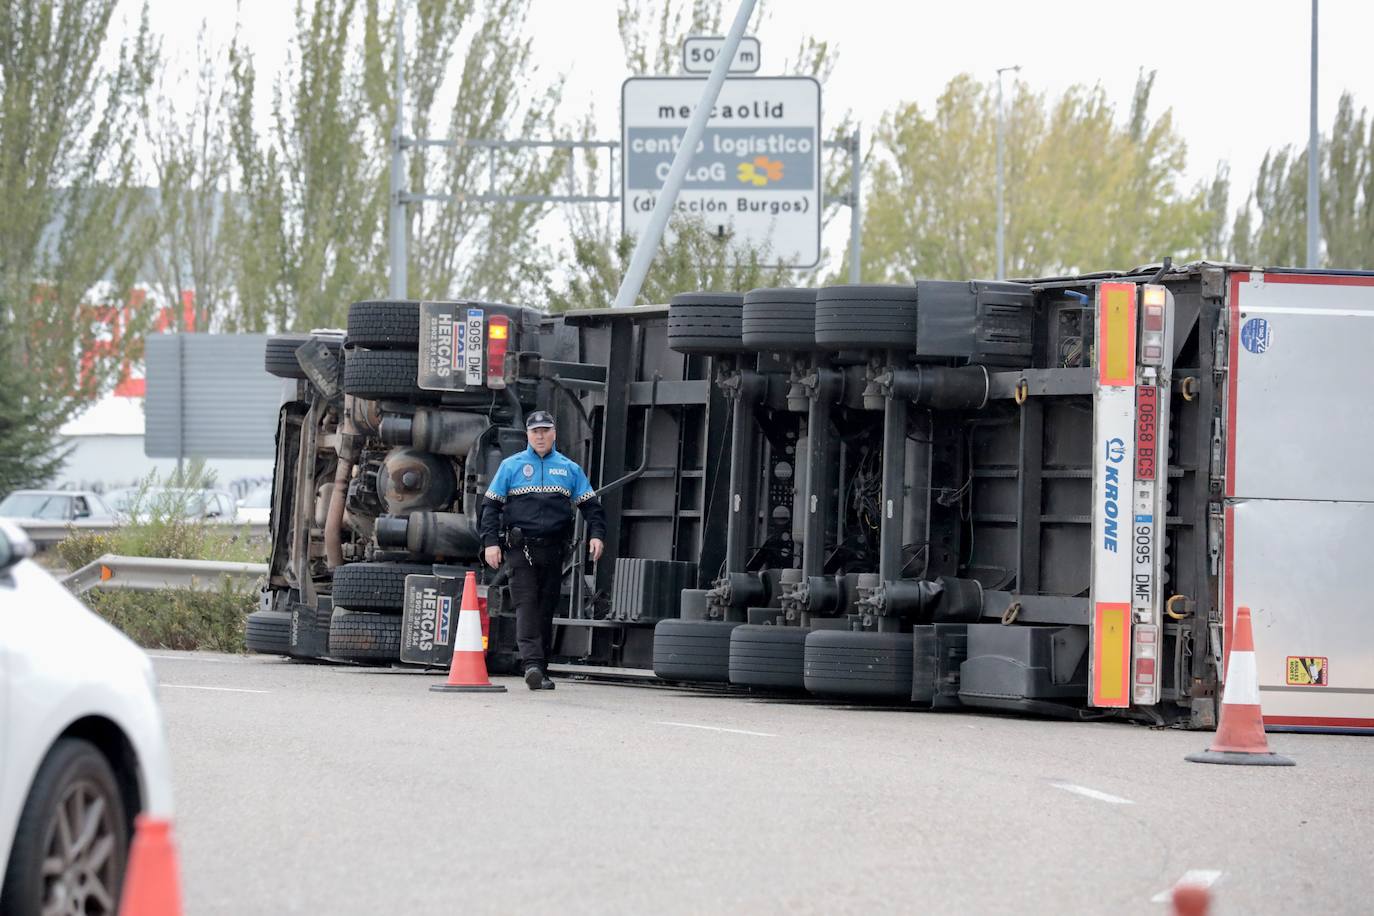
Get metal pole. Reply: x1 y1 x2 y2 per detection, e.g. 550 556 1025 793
1307 0 1320 268
995 65 1020 281
849 125 861 284
611 0 758 308
388 2 408 298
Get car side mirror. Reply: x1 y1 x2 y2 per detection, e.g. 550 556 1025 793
73 507 91 520
0 521 35 572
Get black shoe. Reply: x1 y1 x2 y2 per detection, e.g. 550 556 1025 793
538 674 555 690
525 666 544 690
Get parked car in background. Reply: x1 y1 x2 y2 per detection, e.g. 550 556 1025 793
0 520 179 914
235 485 272 525
0 490 116 523
107 487 238 524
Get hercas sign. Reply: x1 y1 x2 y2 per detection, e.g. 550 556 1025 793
621 76 822 268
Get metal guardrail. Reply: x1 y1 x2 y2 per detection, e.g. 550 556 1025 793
14 519 270 549
63 554 268 596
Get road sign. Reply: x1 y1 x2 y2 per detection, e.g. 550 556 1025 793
682 35 761 74
621 76 821 268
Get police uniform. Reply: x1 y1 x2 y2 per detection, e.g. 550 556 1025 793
478 414 607 683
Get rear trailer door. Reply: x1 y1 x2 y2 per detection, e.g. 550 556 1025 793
1225 271 1374 732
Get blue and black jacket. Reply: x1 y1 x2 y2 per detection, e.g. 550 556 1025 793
478 446 607 548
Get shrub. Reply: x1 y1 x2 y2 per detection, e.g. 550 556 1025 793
86 584 252 653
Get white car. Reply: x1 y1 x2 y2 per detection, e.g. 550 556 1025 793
235 485 273 526
0 521 177 914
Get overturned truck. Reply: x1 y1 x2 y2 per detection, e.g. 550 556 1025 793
252 264 1374 731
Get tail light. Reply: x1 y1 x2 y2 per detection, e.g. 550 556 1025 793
486 317 510 389
1139 285 1167 365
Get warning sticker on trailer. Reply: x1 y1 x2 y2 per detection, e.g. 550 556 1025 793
1286 656 1329 686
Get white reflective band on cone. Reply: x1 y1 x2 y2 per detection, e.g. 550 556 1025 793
1223 650 1261 706
455 607 484 652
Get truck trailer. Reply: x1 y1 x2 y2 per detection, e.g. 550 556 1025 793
250 263 1374 732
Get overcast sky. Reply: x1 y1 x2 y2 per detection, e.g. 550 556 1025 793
132 0 1371 265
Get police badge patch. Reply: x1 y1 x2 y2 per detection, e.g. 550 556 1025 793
522 464 534 478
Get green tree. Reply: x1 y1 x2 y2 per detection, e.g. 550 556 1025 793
225 0 384 332
224 0 565 333
1233 92 1372 269
0 0 158 493
146 25 234 332
858 72 1221 282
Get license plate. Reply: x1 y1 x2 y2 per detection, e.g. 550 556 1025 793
1135 385 1157 480
463 308 484 387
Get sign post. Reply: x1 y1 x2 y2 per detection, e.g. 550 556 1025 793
620 76 821 268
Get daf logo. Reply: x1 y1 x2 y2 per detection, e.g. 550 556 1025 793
1105 437 1125 464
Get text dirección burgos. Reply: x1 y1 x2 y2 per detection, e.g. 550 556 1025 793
629 133 815 157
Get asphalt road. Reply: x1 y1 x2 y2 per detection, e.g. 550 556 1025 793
150 651 1374 915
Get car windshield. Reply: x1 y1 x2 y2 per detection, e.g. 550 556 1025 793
240 486 272 508
0 492 71 519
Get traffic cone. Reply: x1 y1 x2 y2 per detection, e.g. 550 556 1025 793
430 571 507 693
117 815 183 916
1172 883 1210 916
1186 606 1294 766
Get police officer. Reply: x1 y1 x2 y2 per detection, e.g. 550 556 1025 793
479 411 606 690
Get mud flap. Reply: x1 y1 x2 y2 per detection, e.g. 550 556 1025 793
400 574 464 667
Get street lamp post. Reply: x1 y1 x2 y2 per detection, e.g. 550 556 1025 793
1307 0 1320 268
996 65 1020 281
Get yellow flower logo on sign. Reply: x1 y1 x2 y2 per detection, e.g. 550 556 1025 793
736 156 784 187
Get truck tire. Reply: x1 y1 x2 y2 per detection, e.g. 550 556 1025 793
667 292 747 354
342 349 437 402
347 299 421 349
803 629 914 699
244 609 292 655
265 334 343 380
814 285 920 350
729 624 809 689
265 334 310 379
741 288 817 351
330 562 434 612
653 618 743 682
329 609 402 663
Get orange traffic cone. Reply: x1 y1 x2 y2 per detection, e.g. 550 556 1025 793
1172 883 1211 916
430 571 507 693
1186 606 1294 766
118 815 183 916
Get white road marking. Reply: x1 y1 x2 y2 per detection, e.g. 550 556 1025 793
658 721 777 737
1050 782 1134 805
160 683 270 694
148 654 238 662
1151 870 1224 904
